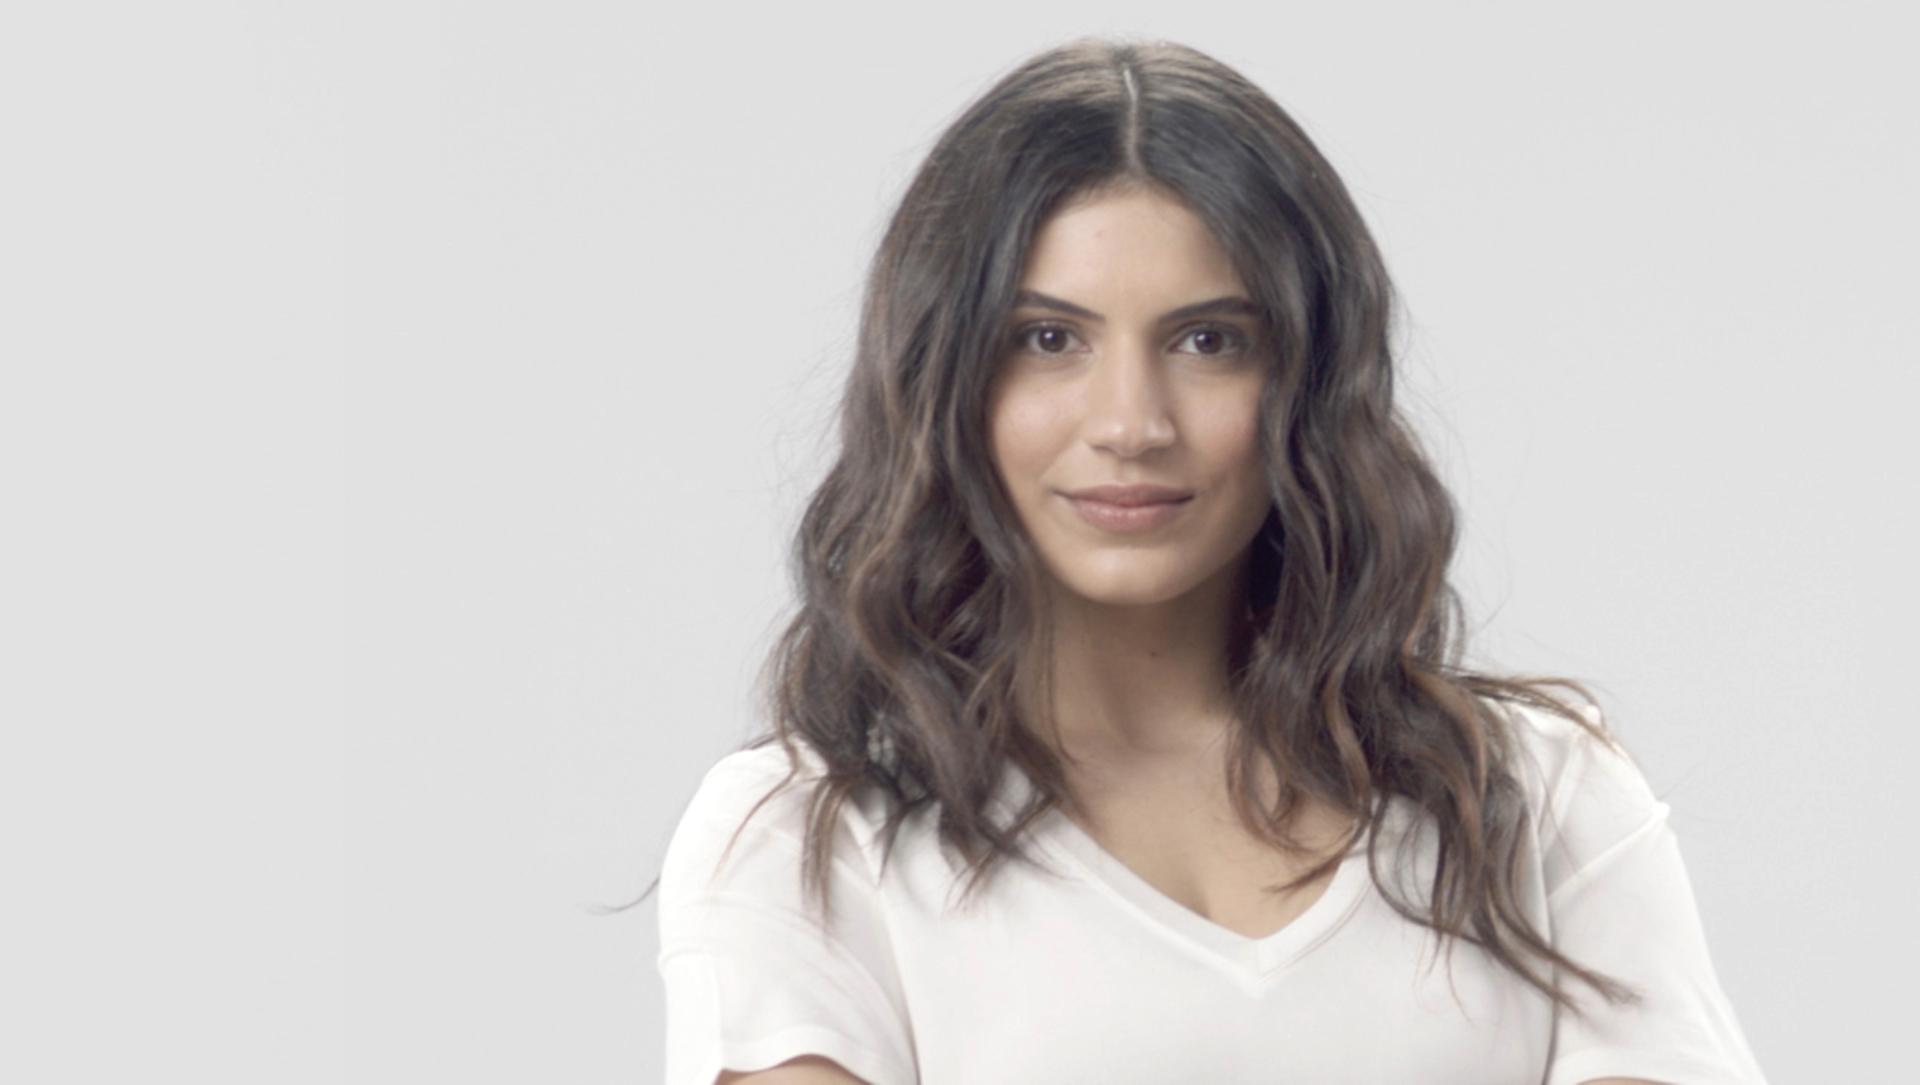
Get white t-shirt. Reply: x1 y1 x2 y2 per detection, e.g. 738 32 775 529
656 700 1766 1084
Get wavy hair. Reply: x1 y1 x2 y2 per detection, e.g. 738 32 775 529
618 35 1643 1020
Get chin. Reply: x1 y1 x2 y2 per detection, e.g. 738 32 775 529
1054 570 1198 608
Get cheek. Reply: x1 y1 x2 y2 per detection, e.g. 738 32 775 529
1199 397 1266 477
986 388 1065 484
1203 408 1274 526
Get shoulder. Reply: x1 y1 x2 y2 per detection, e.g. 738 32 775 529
1495 695 1644 802
1490 695 1671 896
655 740 923 1085
660 737 890 911
681 740 818 831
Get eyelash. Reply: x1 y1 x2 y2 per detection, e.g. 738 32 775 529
1009 321 1252 359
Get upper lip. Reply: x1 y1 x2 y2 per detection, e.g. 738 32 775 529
1063 484 1194 506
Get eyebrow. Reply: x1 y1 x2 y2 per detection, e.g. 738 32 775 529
1010 289 1263 324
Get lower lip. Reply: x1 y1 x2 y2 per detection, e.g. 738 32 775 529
1066 495 1191 532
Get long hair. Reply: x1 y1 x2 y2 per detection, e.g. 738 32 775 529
621 35 1642 1019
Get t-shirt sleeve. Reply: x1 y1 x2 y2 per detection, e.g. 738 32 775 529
655 745 917 1085
1529 706 1768 1085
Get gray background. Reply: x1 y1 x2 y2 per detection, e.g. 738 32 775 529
3 2 1912 1082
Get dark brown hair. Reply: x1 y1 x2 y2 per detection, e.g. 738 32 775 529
617 35 1642 1020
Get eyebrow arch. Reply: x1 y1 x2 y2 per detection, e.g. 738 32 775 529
1010 289 1263 325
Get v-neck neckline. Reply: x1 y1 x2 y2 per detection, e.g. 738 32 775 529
996 760 1380 995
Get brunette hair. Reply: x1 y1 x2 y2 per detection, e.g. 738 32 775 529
620 35 1643 1019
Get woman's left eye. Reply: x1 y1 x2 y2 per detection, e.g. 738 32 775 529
1175 324 1251 357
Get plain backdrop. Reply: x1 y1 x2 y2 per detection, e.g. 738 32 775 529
1 2 1913 1082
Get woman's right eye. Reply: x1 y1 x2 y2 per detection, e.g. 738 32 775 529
1012 322 1082 354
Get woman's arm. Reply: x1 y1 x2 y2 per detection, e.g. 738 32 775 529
716 1053 869 1084
714 1062 1660 1084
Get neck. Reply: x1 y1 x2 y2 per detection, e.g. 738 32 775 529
1036 553 1250 761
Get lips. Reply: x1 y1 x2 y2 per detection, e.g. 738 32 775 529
1065 491 1190 532
1061 484 1194 506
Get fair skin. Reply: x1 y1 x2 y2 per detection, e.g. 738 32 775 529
980 183 1367 940
715 1056 1666 1084
715 186 1665 1085
988 184 1271 765
715 1055 865 1084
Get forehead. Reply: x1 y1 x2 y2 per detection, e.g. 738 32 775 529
1019 188 1244 297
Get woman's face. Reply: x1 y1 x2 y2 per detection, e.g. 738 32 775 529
986 185 1274 612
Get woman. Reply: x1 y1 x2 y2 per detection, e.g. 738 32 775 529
648 37 1765 1085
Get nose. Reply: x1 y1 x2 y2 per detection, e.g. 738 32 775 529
1083 337 1176 457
